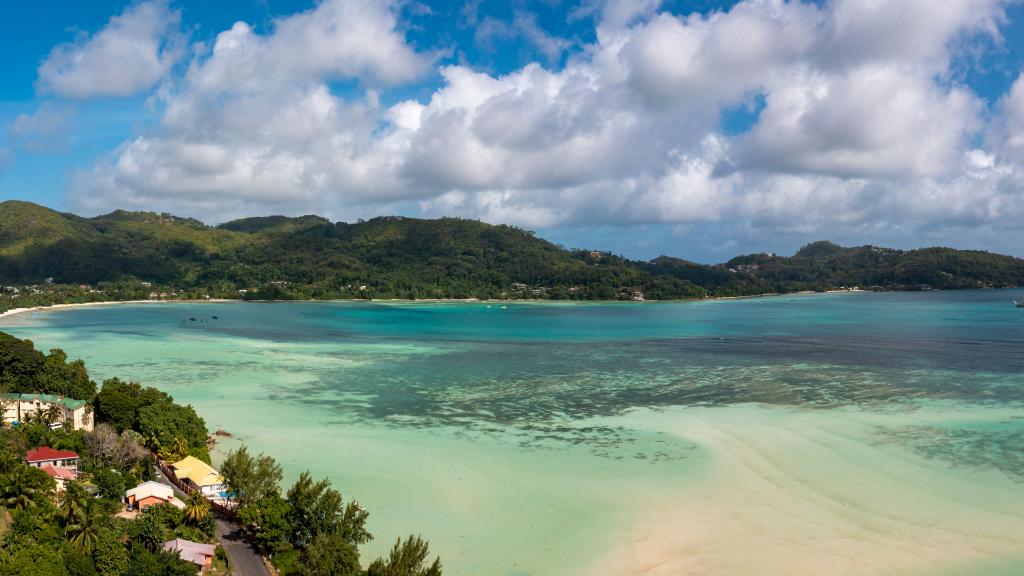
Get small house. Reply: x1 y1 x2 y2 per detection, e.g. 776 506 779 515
171 456 228 499
25 446 78 472
163 538 215 572
25 446 79 490
126 481 184 511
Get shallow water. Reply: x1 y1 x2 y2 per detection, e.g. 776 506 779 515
3 291 1024 575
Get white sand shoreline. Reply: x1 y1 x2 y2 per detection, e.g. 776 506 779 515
0 299 235 321
0 289 871 323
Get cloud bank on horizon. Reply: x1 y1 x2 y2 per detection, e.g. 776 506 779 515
4 0 1024 260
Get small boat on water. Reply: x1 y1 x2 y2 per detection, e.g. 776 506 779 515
1015 300 1024 308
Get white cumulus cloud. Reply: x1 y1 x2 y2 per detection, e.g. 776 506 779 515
37 0 185 98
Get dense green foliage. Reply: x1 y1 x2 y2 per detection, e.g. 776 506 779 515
225 445 438 575
0 200 700 300
93 378 208 460
0 333 95 399
300 533 361 576
4 200 1018 303
287 471 370 548
220 446 283 509
366 536 443 576
646 241 1024 295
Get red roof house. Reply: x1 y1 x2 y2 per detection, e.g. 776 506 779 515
25 447 79 471
41 465 77 480
41 464 78 489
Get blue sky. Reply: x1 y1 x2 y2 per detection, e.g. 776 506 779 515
2 0 1024 262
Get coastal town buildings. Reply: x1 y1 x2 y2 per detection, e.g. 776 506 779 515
0 393 94 431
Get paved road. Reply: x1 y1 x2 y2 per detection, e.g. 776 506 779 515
216 518 272 576
153 467 187 498
152 467 270 576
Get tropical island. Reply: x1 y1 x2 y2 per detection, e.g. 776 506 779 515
0 331 442 576
1 200 1023 314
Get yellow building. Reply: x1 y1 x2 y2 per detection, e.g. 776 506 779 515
0 393 94 431
171 456 228 499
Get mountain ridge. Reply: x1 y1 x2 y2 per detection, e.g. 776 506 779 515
1 200 1022 300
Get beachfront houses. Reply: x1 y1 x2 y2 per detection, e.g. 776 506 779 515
171 456 228 500
1 393 94 431
163 538 216 572
24 446 79 490
126 480 184 512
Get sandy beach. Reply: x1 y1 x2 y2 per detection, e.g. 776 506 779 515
0 299 234 322
592 405 1024 576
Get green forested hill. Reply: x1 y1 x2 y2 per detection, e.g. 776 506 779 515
1 201 1022 300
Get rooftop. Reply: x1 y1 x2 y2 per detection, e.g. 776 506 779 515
41 464 77 480
126 480 175 501
25 446 78 462
172 456 224 487
1 392 89 410
163 538 216 566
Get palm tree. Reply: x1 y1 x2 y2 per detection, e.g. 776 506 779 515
184 492 211 524
0 452 19 475
160 436 189 462
66 497 104 555
146 432 162 455
172 437 189 461
58 481 87 522
20 410 40 426
43 404 63 428
1 466 46 510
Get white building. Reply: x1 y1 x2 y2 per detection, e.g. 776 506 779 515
0 393 94 431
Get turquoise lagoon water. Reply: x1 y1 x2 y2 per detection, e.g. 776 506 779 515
3 291 1024 575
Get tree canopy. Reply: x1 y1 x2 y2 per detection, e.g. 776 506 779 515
92 377 207 459
0 333 95 399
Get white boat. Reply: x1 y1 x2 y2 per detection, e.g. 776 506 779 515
1015 300 1024 308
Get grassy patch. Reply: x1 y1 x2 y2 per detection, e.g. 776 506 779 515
207 554 230 576
271 548 302 576
0 507 11 537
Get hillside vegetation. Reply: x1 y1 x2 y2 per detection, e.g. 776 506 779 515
1 201 1022 300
